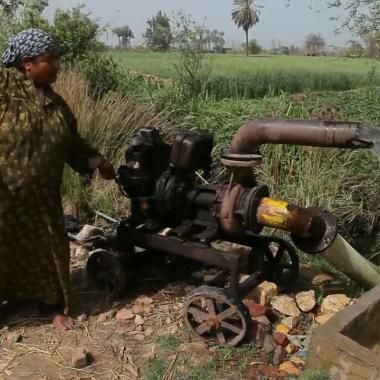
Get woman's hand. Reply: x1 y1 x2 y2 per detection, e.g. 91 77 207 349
97 157 117 180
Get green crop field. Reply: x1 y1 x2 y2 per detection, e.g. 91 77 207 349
113 52 380 99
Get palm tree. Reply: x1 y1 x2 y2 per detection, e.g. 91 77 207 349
231 0 260 57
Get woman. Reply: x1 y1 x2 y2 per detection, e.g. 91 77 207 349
0 29 116 330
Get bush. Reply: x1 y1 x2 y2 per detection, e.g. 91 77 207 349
248 39 262 55
79 54 120 95
52 5 103 64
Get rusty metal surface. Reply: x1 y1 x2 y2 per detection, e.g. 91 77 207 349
230 118 373 155
256 198 337 253
216 182 337 254
292 206 338 254
256 198 318 238
218 183 246 238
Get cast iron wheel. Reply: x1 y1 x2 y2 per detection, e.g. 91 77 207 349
86 249 128 299
184 286 249 347
262 239 299 289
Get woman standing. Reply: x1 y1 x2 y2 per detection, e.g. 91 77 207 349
0 29 116 330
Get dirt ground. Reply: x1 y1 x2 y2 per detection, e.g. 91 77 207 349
0 245 197 380
0 237 351 380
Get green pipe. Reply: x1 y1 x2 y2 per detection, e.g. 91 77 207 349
321 234 380 290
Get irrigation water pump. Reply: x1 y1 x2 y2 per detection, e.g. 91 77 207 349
86 118 376 347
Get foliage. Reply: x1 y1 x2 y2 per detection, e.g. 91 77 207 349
143 358 168 380
231 0 261 56
328 0 380 34
304 33 326 54
0 1 106 71
79 53 120 95
52 6 103 64
171 11 211 100
346 40 364 57
0 0 50 51
143 10 172 51
247 38 262 54
154 335 182 351
0 0 24 15
362 32 379 57
113 25 134 49
142 334 257 380
203 29 226 52
288 0 380 35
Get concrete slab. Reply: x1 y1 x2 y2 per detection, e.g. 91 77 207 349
306 284 380 380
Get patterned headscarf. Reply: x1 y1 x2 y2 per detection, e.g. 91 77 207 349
1 28 57 68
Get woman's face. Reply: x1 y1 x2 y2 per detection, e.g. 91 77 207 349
22 51 61 86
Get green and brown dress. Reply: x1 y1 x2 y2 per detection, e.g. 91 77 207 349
0 67 101 313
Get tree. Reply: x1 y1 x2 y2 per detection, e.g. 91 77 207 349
0 0 50 51
362 32 379 57
52 6 103 63
171 11 210 99
327 0 380 35
231 0 261 57
204 29 212 51
113 25 134 49
289 45 300 55
143 11 172 51
0 0 24 16
287 0 380 35
247 38 262 54
22 0 49 27
280 45 290 55
346 39 364 56
214 31 226 53
304 33 326 55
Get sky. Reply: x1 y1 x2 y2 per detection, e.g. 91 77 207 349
45 0 354 49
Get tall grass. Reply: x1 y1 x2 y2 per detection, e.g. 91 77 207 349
55 70 179 218
205 71 367 99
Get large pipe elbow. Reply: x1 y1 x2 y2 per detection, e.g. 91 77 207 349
230 118 374 155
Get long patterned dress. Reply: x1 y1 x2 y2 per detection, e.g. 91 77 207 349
0 67 101 313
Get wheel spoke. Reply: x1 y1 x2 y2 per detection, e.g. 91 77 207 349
216 305 238 321
206 299 216 316
195 321 212 335
184 287 249 347
187 306 209 321
221 321 242 335
216 330 226 344
274 245 285 262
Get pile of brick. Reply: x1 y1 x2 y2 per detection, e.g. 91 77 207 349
241 280 354 377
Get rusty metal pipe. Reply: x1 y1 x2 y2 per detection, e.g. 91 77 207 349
230 119 374 155
255 197 337 254
256 198 324 239
218 184 337 254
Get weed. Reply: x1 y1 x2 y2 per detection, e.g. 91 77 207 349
300 369 332 380
143 358 169 380
155 335 183 352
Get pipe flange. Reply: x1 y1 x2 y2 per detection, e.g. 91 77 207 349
291 206 337 254
243 185 270 233
219 153 262 168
